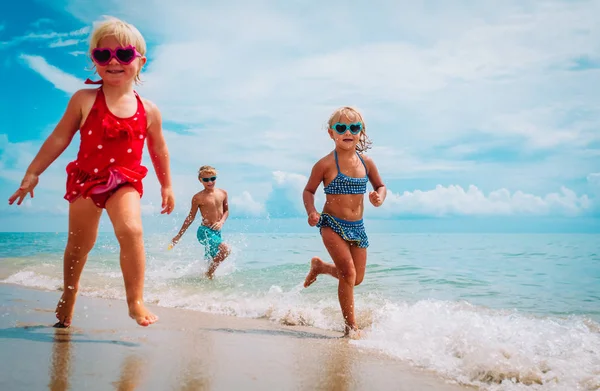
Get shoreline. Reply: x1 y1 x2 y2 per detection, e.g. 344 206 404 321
0 283 470 391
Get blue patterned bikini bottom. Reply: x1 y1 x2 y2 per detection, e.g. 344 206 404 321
316 213 369 248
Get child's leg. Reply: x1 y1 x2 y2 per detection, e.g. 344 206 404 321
104 186 157 327
349 246 367 286
318 227 359 333
55 197 102 327
304 246 366 287
303 256 338 287
205 242 230 279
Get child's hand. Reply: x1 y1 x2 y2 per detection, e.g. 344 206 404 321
210 221 223 231
169 236 180 249
308 211 320 226
161 186 175 214
8 173 39 205
369 191 383 207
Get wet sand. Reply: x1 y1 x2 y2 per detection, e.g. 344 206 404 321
0 284 470 390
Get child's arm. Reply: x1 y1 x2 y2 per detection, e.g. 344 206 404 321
145 101 174 215
364 156 386 207
303 160 325 226
211 191 229 231
8 90 84 205
172 196 199 245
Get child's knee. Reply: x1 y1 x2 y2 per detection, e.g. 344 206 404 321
354 275 364 286
339 266 357 285
219 243 231 255
114 221 143 242
65 237 95 258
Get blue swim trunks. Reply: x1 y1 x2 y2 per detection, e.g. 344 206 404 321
196 225 222 260
317 213 369 248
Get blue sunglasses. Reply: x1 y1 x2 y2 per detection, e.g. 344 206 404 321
201 176 216 182
332 122 363 135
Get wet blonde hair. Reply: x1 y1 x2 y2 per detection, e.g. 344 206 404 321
88 16 147 84
327 106 372 153
198 165 217 178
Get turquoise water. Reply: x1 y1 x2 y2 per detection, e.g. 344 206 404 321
1 231 599 390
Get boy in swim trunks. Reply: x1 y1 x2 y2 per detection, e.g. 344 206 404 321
171 165 231 279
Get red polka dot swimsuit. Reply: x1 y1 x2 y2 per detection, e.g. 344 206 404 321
64 86 148 208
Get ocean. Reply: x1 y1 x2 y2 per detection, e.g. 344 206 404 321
1 230 599 390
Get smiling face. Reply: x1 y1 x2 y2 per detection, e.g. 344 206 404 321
93 35 146 86
328 110 364 151
198 167 218 190
88 17 147 85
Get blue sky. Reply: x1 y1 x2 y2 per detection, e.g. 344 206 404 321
1 0 599 233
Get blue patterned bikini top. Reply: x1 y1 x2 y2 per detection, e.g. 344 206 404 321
323 150 369 195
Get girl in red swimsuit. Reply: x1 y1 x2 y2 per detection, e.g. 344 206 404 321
8 16 175 328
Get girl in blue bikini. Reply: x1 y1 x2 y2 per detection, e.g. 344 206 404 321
302 106 387 338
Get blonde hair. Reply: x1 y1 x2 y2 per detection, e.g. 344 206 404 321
88 16 147 84
327 106 372 153
198 165 217 178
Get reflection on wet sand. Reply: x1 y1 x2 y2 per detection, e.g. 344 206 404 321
47 327 148 391
178 362 211 391
4 285 466 391
48 328 73 391
317 340 355 391
177 330 212 391
112 354 146 391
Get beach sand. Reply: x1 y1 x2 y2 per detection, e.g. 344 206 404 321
0 284 470 391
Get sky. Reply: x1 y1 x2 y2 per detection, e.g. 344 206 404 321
0 0 599 233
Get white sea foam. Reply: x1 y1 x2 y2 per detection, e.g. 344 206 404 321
3 270 599 391
3 230 599 391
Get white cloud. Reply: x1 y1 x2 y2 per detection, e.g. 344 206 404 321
0 198 68 216
587 173 600 201
116 0 600 181
479 105 600 149
588 173 600 186
272 171 307 189
49 38 82 48
30 18 54 29
7 0 599 225
217 172 595 218
140 203 159 216
264 171 309 218
0 133 80 194
1 127 596 219
367 146 473 180
1 26 89 50
22 27 89 40
230 191 265 217
377 185 591 217
19 54 83 94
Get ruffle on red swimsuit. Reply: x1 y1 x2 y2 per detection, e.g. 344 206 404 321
64 86 148 208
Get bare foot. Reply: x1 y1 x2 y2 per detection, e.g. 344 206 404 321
205 262 216 279
204 260 219 280
206 258 222 280
128 301 158 327
303 257 324 288
344 325 362 340
54 289 77 328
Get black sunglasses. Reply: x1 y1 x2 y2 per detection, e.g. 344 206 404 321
201 176 217 182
